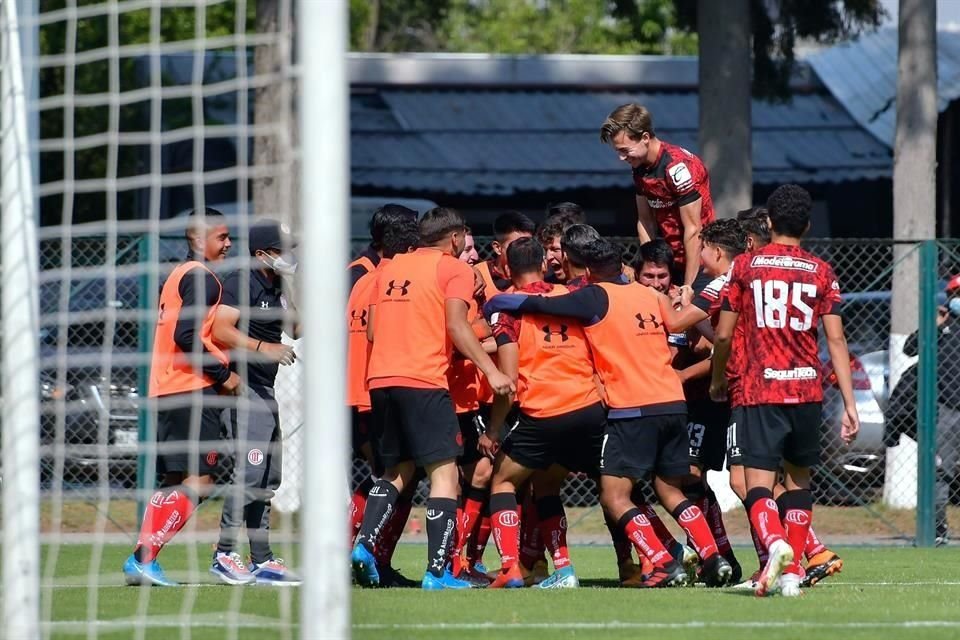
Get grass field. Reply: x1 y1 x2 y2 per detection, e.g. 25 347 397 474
17 543 960 639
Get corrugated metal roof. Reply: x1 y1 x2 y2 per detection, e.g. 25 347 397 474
351 89 891 195
807 28 960 147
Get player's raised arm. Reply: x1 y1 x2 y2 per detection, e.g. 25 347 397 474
636 194 655 244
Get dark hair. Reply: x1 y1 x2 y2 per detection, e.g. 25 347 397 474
700 219 747 258
536 215 568 247
736 206 771 244
493 210 536 242
637 239 674 269
370 204 418 249
765 185 811 238
561 224 601 268
419 207 466 245
506 237 545 275
185 207 227 241
545 201 586 225
381 216 420 259
581 238 623 279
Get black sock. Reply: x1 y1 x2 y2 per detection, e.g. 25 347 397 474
425 497 458 578
355 480 399 553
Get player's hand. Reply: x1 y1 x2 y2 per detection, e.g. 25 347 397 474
841 404 860 444
486 369 515 397
709 378 728 402
478 433 500 460
219 372 242 396
260 342 297 366
473 268 486 302
678 284 695 307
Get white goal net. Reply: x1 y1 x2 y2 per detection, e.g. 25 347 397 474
1 0 349 637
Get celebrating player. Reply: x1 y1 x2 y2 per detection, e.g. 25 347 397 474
710 185 859 597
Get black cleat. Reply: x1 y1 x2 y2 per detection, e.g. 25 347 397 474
379 565 420 588
700 553 734 587
623 560 689 588
724 551 742 585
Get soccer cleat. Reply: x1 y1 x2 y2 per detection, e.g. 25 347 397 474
378 565 420 588
210 552 256 585
473 561 489 576
731 569 761 590
488 564 525 589
700 553 734 588
351 544 380 587
779 572 803 597
123 554 178 587
623 560 688 588
249 558 301 586
674 543 699 584
724 551 743 585
520 559 550 586
537 565 579 589
755 539 794 598
421 569 473 590
802 550 843 587
459 565 492 587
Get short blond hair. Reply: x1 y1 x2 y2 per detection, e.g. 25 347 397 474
599 103 655 143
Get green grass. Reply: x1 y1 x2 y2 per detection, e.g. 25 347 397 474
16 544 960 639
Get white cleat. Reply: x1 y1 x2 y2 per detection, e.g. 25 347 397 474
730 571 760 590
755 540 793 598
778 572 803 597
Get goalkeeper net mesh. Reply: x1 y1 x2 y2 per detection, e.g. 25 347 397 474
1 0 347 636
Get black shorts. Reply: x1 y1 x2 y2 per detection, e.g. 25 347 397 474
600 413 689 479
726 406 745 467
732 403 822 471
457 411 485 467
155 387 230 477
370 386 462 469
687 399 731 472
501 403 606 474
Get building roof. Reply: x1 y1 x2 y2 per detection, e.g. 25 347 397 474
349 55 891 197
806 28 960 147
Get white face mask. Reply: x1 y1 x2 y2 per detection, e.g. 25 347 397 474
259 251 298 276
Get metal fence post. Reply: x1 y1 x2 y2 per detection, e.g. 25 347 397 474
916 240 938 547
136 233 155 522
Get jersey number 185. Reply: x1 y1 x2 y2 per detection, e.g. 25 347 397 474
750 279 817 331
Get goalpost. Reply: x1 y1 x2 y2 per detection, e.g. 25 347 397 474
0 0 350 636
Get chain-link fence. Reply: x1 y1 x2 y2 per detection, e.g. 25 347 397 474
32 232 958 543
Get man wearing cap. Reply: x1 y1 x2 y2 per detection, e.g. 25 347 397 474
209 218 303 584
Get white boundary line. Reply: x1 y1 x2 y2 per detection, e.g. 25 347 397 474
352 621 960 631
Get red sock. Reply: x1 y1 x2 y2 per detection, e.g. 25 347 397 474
540 513 570 570
620 508 672 566
672 501 718 560
470 512 491 566
698 492 733 556
135 487 197 563
519 492 544 569
349 489 367 545
804 525 827 559
452 493 484 572
779 490 813 576
374 498 412 567
490 493 520 569
749 519 769 569
640 502 678 550
747 495 786 551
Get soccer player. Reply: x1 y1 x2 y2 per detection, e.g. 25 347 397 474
600 103 715 289
475 211 536 299
351 207 514 590
123 208 241 586
459 227 480 266
481 238 606 589
345 216 422 588
348 204 418 287
485 239 733 588
537 215 569 284
207 219 302 585
710 185 860 597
